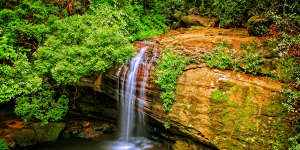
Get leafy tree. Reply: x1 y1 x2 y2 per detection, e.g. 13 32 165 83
0 0 168 123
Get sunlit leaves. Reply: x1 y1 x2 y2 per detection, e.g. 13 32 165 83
35 7 136 85
0 55 42 103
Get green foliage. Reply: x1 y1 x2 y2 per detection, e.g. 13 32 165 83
204 41 264 75
202 0 300 31
280 33 300 52
276 57 300 84
211 90 229 102
204 42 236 70
0 0 68 123
15 90 69 123
289 133 300 150
279 86 300 150
155 50 189 112
34 6 135 85
240 43 264 75
0 55 42 103
247 16 271 37
266 34 300 85
0 138 8 150
280 86 300 113
0 0 170 123
269 11 300 33
206 0 250 27
89 1 168 40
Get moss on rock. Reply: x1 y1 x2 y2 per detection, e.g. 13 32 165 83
31 122 66 143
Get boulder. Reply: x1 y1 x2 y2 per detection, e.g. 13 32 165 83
12 129 37 147
247 15 271 37
31 122 66 143
181 15 217 27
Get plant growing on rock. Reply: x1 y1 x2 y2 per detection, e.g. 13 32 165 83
280 86 300 113
155 50 189 112
211 90 229 102
204 41 239 71
205 41 265 75
239 43 264 75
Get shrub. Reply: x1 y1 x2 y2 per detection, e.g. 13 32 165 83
289 133 300 150
15 89 69 123
240 44 264 75
269 11 300 34
34 5 136 85
205 41 265 75
276 57 299 83
280 86 300 113
206 0 250 27
0 138 8 150
89 1 168 40
204 41 238 70
155 50 189 112
279 86 300 150
0 54 42 103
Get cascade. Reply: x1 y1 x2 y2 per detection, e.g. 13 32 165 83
99 43 164 150
119 46 149 140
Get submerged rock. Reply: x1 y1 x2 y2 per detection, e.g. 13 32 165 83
32 122 66 143
12 129 37 147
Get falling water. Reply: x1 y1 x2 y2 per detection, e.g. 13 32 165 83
98 43 165 150
119 46 149 141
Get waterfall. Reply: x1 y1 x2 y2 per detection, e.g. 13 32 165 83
119 46 149 141
98 43 166 150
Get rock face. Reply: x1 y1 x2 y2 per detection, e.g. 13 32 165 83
82 64 291 149
79 28 292 149
170 67 289 149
